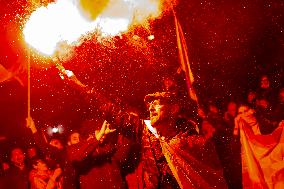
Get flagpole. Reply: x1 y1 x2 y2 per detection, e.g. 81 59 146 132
171 8 200 108
27 50 31 119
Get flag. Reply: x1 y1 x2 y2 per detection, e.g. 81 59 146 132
240 121 284 189
160 135 227 189
174 13 198 103
0 63 24 86
0 64 13 83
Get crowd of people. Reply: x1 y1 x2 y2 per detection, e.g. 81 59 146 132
0 71 283 189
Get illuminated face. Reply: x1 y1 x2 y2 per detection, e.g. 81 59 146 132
34 159 48 171
11 148 25 166
238 105 249 115
69 132 80 145
149 99 169 126
260 76 270 89
238 105 257 125
49 139 63 150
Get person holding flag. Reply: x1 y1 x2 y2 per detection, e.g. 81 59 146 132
234 105 284 189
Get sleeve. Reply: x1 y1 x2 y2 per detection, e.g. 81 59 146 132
33 131 50 154
84 89 141 133
67 138 100 162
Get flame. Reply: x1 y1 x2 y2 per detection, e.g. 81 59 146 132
23 0 165 56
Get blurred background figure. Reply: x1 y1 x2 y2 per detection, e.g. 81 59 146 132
29 158 62 189
1 147 29 189
247 90 256 108
256 74 276 106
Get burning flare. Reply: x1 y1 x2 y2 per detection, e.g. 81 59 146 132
23 0 164 56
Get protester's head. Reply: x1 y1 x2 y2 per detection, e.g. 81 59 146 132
27 146 37 159
247 90 256 104
208 101 219 115
227 101 237 117
145 92 179 126
162 75 177 92
49 138 64 150
10 147 25 167
67 131 80 146
31 158 48 172
260 75 270 89
237 105 257 126
256 96 269 110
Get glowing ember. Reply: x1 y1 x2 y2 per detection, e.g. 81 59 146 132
23 0 164 56
148 35 155 40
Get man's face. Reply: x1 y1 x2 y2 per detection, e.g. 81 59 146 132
149 99 169 126
11 148 25 166
69 132 80 145
49 139 63 150
260 76 270 89
237 105 257 125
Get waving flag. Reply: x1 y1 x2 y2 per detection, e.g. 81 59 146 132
0 64 13 83
174 13 198 103
240 121 284 189
0 63 24 86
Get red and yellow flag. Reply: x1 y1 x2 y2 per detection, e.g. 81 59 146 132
0 63 24 86
174 13 198 103
240 121 284 189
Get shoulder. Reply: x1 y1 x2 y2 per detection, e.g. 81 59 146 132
176 117 198 135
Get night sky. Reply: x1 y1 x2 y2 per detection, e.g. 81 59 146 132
0 0 283 150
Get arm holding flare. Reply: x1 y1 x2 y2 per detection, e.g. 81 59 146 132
57 65 142 138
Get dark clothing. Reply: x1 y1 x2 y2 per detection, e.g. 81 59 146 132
141 126 180 189
32 132 65 169
256 107 278 134
64 137 100 189
209 114 242 189
66 133 131 189
256 87 276 106
0 164 29 189
32 131 97 189
273 103 284 123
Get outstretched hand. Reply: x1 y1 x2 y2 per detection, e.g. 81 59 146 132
56 64 87 89
95 120 116 142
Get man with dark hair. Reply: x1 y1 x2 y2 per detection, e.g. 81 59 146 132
255 96 278 134
1 147 29 189
256 74 276 106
